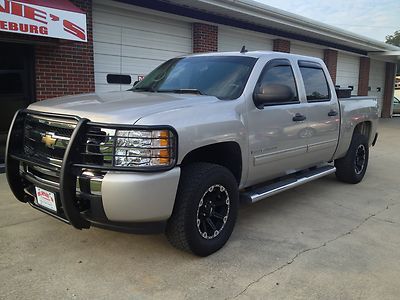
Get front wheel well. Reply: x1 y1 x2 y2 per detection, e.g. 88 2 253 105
180 142 242 185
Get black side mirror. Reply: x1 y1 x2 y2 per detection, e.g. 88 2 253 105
253 83 294 109
133 80 139 86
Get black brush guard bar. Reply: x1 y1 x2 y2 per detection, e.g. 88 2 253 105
6 109 91 229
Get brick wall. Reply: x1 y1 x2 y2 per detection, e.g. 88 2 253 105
0 1 94 101
35 0 94 100
357 57 370 96
324 49 338 84
193 23 218 53
273 39 290 53
381 62 397 118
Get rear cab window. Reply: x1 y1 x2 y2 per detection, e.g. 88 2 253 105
298 61 331 102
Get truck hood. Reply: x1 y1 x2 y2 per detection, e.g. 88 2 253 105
28 91 220 124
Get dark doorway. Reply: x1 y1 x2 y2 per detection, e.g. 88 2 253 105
0 43 34 164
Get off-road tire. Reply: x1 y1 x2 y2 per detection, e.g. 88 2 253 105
166 163 239 256
335 133 369 184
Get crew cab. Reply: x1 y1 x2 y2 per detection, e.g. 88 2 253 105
6 51 379 256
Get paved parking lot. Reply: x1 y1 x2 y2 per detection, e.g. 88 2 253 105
1 118 400 300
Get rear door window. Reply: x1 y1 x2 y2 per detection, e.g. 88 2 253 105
299 61 330 102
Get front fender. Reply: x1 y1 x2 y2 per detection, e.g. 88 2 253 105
135 99 249 187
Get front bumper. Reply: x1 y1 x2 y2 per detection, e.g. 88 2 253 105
5 110 180 234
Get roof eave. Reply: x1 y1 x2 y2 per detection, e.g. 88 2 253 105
189 0 400 53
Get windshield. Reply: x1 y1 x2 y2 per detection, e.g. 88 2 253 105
131 56 257 100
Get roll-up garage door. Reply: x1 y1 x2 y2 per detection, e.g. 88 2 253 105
291 43 324 60
336 52 360 96
218 26 273 52
93 2 192 92
368 59 386 116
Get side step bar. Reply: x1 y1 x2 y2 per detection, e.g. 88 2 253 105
240 165 336 204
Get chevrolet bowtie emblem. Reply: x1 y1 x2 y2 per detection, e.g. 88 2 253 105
41 133 57 149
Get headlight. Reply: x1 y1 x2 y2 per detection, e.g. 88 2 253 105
113 129 176 168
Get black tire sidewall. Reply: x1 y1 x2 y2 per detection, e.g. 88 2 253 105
335 133 369 183
184 166 238 256
349 135 369 182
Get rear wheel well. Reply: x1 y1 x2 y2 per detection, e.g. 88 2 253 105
353 121 372 141
180 142 242 185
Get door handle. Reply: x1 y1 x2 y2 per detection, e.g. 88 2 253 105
328 110 338 117
292 113 306 122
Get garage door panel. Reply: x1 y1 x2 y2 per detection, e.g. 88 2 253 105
95 84 123 93
369 59 386 115
122 28 191 53
94 42 121 56
93 10 191 39
93 23 121 44
121 45 187 62
93 3 192 92
337 72 359 79
219 26 273 52
336 52 360 95
121 57 164 75
291 44 324 59
94 54 121 73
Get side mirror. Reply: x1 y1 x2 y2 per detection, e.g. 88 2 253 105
133 80 139 86
253 83 294 108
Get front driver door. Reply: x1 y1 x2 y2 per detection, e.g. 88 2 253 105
246 58 311 187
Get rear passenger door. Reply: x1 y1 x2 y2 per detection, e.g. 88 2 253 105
298 61 340 163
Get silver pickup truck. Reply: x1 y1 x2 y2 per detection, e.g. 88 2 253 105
6 51 379 256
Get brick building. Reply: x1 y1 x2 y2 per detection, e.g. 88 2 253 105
0 0 399 165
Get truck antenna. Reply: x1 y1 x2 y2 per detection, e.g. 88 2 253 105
240 45 248 53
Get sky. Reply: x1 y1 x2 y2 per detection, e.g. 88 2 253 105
254 0 400 42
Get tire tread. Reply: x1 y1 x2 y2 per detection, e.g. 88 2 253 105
166 162 237 255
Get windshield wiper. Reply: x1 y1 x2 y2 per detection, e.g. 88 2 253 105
157 89 205 95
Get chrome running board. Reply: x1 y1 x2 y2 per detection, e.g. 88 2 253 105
240 165 336 204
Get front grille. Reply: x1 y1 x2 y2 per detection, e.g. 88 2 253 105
22 114 78 184
23 114 77 167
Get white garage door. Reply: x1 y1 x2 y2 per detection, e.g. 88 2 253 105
368 59 386 116
218 26 273 52
291 43 324 60
93 2 192 92
336 52 360 96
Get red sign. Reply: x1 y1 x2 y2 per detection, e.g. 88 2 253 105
0 0 87 42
